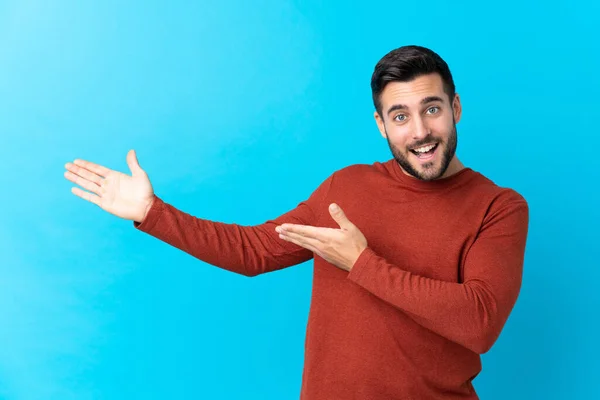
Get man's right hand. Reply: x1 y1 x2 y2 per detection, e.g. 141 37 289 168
64 149 155 223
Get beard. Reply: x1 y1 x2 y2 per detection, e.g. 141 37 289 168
385 121 458 181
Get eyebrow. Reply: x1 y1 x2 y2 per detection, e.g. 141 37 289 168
386 96 445 116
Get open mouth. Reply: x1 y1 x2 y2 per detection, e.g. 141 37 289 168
409 143 439 160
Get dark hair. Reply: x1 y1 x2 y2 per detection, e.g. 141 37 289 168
371 45 456 117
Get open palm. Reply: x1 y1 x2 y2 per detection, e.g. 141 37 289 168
64 149 155 222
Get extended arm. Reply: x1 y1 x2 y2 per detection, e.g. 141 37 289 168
134 175 334 276
64 150 334 277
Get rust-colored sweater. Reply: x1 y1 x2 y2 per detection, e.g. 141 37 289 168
134 159 529 399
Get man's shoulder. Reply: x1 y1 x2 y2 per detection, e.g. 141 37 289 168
467 170 528 210
330 160 391 179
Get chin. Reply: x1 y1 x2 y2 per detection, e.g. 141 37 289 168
413 166 446 181
396 153 449 181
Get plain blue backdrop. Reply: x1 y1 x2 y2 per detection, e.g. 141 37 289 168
1 0 598 399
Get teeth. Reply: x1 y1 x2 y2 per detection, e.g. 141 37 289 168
413 144 436 153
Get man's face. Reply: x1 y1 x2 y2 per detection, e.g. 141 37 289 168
374 73 462 181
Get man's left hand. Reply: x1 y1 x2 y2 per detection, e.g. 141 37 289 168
275 203 368 271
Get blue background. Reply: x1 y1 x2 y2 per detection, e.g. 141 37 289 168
1 1 599 398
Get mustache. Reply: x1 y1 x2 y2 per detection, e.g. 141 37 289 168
408 135 441 149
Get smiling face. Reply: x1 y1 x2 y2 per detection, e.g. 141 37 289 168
374 73 463 181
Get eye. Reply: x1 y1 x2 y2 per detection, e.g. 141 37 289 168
426 106 440 114
393 114 407 122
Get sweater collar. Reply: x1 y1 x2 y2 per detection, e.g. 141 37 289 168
387 158 475 191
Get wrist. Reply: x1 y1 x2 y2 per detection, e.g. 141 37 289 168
138 195 155 223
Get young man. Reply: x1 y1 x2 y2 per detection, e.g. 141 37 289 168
64 45 529 399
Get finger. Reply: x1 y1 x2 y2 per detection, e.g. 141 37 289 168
329 203 353 230
279 224 331 241
65 162 106 185
65 163 110 185
71 159 111 178
64 171 103 196
126 149 144 175
71 187 101 207
280 231 322 249
279 233 319 254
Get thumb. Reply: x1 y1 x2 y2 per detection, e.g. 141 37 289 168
126 149 144 176
329 203 353 229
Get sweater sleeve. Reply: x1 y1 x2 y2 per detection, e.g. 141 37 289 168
133 174 334 277
347 191 529 354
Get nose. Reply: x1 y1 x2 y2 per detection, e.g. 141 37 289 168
412 116 430 141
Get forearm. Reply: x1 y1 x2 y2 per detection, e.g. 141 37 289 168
133 174 334 276
134 196 314 276
347 248 522 353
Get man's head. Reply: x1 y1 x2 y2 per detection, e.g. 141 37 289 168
371 45 462 181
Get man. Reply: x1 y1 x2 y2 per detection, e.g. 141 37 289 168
64 45 529 399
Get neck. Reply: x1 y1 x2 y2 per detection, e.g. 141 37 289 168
440 156 465 179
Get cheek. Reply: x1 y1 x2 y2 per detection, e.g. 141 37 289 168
388 134 410 153
385 128 410 148
432 116 455 134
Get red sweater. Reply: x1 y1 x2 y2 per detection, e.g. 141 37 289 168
134 159 529 399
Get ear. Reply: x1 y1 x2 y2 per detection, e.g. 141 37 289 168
452 93 462 123
374 111 387 139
